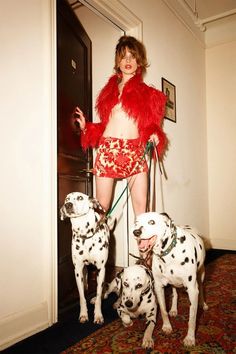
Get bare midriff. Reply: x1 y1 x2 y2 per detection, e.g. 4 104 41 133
103 102 139 139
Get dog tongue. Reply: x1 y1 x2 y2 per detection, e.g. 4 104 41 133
138 238 152 251
137 235 157 251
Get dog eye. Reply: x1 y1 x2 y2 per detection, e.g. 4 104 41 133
77 196 83 201
123 282 129 287
148 220 155 225
135 283 142 289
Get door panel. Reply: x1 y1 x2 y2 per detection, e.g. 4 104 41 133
57 0 92 318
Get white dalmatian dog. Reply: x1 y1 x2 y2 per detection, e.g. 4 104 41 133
104 265 157 349
132 212 208 347
60 192 110 324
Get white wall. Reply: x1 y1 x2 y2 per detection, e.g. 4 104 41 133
206 40 236 250
0 0 56 349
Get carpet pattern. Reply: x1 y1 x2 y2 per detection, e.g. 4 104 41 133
61 253 236 354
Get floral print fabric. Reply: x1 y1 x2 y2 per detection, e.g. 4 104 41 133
93 137 148 178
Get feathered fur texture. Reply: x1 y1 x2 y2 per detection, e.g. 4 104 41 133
81 73 167 158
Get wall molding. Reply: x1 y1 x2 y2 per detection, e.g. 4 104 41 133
162 0 205 47
210 238 236 251
0 302 49 351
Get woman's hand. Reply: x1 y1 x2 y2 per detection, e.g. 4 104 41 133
74 106 86 130
149 134 159 146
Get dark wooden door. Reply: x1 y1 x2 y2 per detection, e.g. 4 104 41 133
57 0 93 318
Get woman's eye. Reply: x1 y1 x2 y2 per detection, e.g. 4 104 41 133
148 220 155 225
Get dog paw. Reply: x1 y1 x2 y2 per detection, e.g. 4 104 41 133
79 314 89 323
90 296 96 304
94 314 104 324
142 337 154 349
162 323 172 334
169 309 178 317
183 335 195 346
123 320 133 327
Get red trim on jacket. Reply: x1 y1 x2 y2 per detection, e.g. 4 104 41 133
81 72 168 158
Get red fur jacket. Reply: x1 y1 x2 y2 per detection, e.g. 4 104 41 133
81 72 167 157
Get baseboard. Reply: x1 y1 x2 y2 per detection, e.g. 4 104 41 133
0 302 49 351
210 238 236 251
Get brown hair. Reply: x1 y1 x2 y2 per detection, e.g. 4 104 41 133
114 36 149 75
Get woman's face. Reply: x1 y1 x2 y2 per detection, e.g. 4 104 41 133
118 48 138 77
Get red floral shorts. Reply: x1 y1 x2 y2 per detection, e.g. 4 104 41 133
93 137 148 178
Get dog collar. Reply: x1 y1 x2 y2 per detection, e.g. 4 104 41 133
154 226 177 259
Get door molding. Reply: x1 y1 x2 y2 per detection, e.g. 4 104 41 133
80 0 143 39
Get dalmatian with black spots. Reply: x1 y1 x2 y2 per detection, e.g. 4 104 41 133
104 265 157 349
60 192 110 324
132 212 208 347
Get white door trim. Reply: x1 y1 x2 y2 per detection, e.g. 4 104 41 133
80 0 143 39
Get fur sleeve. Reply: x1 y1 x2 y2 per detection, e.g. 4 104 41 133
80 122 104 150
147 88 168 158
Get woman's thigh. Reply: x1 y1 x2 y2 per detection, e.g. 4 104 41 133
95 176 115 211
127 172 148 217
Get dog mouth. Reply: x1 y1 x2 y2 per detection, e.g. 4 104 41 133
65 208 75 216
137 235 157 253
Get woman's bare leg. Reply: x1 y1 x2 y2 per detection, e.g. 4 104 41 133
128 172 153 264
127 172 148 217
95 176 115 211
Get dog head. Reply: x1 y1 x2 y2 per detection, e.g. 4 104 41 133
120 265 153 311
60 192 105 220
132 212 173 253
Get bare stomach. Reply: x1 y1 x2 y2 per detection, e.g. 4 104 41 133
103 115 139 139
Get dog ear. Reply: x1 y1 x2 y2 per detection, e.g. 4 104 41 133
60 206 67 220
160 212 173 228
115 269 124 294
89 197 106 215
160 212 171 220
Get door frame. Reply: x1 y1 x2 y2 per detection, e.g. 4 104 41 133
51 0 142 324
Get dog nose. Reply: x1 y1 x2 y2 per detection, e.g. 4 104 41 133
125 300 133 308
133 227 142 237
65 202 73 210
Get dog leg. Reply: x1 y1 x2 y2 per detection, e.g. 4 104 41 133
169 287 178 317
142 320 155 349
155 284 172 334
184 283 199 346
93 266 105 324
197 265 208 311
119 312 133 327
142 305 157 350
74 265 88 323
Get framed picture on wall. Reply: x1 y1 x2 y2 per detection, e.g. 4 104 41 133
162 78 176 123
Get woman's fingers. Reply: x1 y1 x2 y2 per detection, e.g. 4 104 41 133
74 106 86 129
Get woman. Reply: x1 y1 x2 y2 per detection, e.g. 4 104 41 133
75 36 167 222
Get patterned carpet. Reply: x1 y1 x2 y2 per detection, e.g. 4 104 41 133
61 253 236 354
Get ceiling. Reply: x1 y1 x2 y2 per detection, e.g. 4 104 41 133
185 0 236 24
191 0 236 18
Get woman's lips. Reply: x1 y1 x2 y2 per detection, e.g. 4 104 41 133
125 65 132 69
